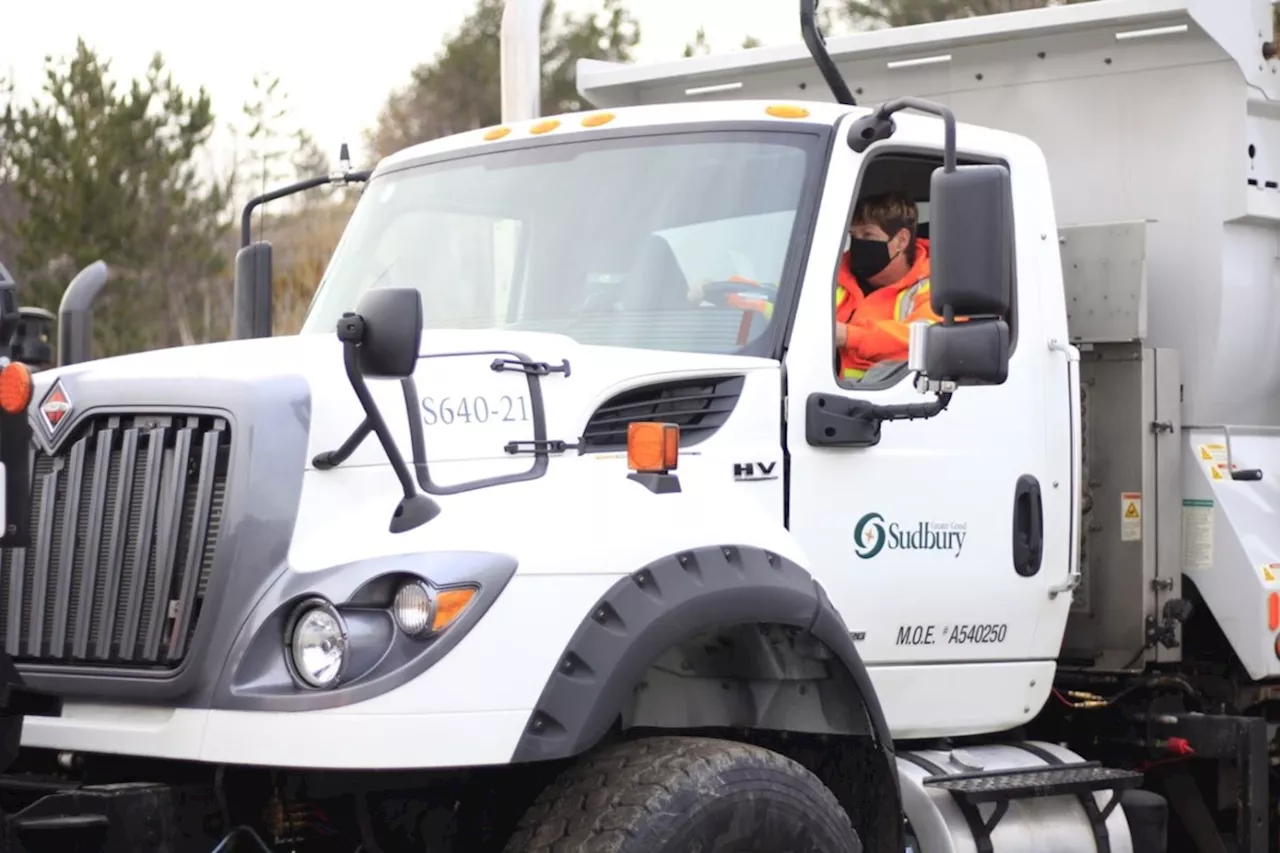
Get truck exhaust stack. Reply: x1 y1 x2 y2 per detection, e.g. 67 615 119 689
501 0 546 123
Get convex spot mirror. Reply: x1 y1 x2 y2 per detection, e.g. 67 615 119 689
923 319 1010 387
353 287 423 379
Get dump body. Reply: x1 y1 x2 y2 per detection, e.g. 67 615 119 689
578 0 1280 428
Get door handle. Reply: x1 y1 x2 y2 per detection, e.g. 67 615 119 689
1012 474 1043 577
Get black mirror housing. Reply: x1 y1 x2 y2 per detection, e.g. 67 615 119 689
234 242 274 340
352 287 423 379
924 319 1009 386
14 308 56 371
929 164 1014 318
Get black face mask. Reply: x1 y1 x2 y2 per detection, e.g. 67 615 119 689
847 238 896 283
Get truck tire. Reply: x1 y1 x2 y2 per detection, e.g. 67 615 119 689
504 735 861 853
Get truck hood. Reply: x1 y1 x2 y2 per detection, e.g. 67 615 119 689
34 330 774 483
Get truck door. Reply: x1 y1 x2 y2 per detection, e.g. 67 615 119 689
782 119 1074 736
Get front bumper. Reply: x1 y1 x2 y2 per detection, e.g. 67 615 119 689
20 570 619 770
21 705 531 770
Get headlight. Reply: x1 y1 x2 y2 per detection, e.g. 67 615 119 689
393 581 434 637
287 600 348 689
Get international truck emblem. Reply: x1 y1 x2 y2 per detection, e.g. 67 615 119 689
39 382 72 433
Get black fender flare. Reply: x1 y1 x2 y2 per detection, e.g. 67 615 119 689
509 544 895 770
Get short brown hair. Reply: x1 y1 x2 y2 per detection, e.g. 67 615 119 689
852 192 919 263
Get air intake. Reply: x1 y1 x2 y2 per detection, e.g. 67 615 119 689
582 375 745 452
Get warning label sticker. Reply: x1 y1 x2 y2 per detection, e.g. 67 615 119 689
1121 492 1142 542
1182 498 1214 571
1199 443 1237 481
1200 443 1226 462
1262 563 1280 584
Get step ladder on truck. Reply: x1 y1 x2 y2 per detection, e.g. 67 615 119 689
0 0 1274 851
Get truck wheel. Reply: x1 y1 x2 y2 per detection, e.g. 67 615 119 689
504 735 860 853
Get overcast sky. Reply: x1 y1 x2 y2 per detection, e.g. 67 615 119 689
2 0 803 169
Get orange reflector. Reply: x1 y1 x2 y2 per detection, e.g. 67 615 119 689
581 112 615 128
530 119 561 135
1269 593 1279 632
0 362 33 415
627 422 679 474
433 587 477 632
483 126 512 141
766 104 810 119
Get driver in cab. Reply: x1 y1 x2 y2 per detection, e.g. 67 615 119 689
688 191 938 381
835 191 937 382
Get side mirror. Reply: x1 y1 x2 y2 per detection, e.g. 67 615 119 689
320 285 438 533
233 242 273 340
928 164 1013 318
13 308 56 371
0 262 19 353
916 163 1014 386
351 287 423 379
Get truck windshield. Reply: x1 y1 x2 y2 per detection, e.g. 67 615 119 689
301 128 822 357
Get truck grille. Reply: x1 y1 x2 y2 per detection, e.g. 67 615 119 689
0 413 230 671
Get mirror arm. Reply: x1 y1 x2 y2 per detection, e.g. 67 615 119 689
312 418 374 470
800 0 856 106
239 168 372 248
875 391 953 422
336 316 417 499
316 312 442 532
848 97 957 171
806 391 952 448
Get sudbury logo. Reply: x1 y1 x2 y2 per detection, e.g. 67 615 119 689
853 512 967 559
39 381 72 434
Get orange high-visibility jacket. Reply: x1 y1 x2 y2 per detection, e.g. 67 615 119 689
836 238 937 380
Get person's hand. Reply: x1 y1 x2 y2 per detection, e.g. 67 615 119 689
835 322 848 347
688 278 709 305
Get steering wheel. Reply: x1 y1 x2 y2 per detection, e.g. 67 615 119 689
697 280 779 310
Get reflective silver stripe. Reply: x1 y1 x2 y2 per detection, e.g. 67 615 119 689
895 277 930 323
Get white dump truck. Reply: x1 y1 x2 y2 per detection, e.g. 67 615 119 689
0 0 1275 851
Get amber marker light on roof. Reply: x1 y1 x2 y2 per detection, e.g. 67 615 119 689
483 126 512 141
530 119 561 134
765 104 811 119
581 112 616 127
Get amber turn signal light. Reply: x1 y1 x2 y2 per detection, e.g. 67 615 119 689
432 587 477 632
627 422 679 474
0 362 33 415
